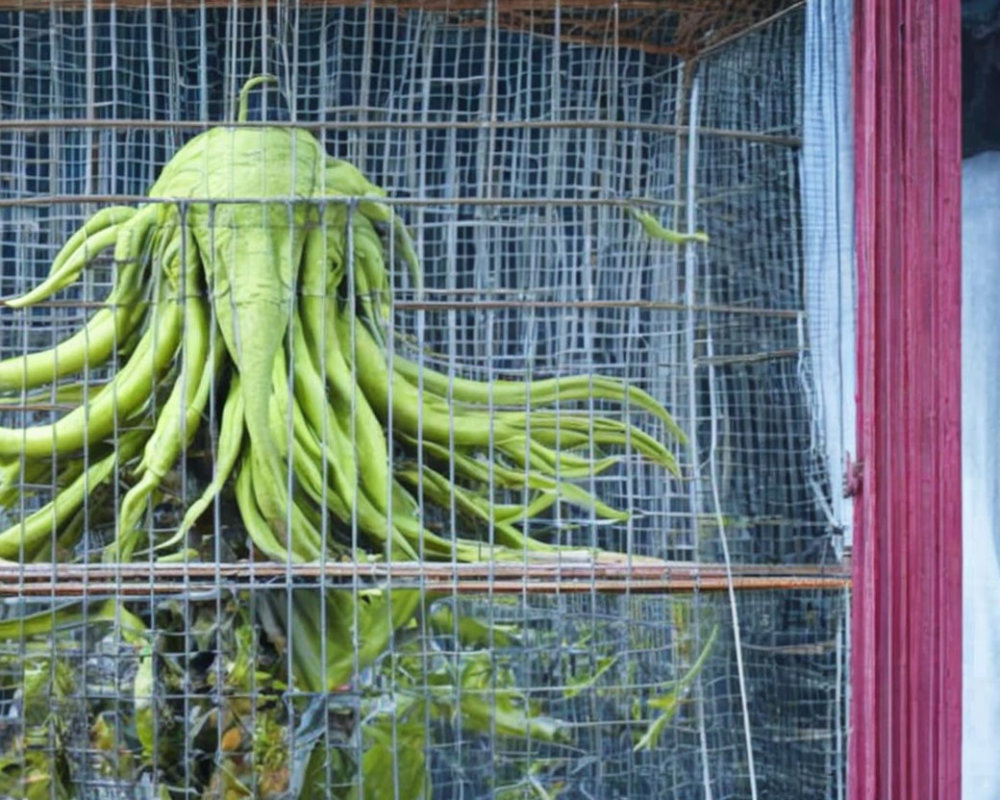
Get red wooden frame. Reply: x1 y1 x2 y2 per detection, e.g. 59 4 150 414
850 0 962 798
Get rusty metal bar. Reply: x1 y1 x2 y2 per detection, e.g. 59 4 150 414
0 577 850 597
0 557 852 580
0 558 851 597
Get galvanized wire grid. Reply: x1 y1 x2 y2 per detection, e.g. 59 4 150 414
0 3 847 799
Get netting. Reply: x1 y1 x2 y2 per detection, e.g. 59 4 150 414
0 3 848 798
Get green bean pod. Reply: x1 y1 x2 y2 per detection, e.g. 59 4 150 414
396 465 552 551
392 355 687 445
0 429 145 560
44 206 137 278
0 294 182 459
408 436 629 522
154 371 244 556
0 243 149 392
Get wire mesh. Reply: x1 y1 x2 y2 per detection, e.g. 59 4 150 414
0 3 847 799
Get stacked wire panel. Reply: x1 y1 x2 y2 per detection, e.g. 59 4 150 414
0 3 846 799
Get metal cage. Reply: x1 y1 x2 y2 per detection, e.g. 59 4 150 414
0 3 849 798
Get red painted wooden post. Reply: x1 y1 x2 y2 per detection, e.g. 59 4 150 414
850 0 962 798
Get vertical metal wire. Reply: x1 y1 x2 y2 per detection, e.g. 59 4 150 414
483 5 502 779
689 69 761 800
345 196 363 797
673 62 717 800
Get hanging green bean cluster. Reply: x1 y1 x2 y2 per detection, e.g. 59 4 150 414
0 76 715 798
0 75 689 570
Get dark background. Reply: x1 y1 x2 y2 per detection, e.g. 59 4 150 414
965 0 1000 155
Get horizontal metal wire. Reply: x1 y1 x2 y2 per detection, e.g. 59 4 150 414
0 295 806 319
393 300 804 318
694 347 803 366
0 0 805 62
0 117 801 147
0 194 684 208
0 557 851 597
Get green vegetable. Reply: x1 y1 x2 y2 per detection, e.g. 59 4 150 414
0 75 699 798
627 206 709 245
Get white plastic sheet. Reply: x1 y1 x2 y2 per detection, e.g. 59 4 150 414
803 0 855 555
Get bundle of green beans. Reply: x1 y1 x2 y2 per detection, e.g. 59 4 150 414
0 76 705 796
0 74 692 578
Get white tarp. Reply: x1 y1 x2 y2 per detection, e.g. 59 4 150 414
803 0 855 556
962 151 1000 800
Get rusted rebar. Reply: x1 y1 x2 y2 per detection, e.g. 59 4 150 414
0 557 850 597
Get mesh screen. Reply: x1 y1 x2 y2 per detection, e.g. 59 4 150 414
0 4 848 799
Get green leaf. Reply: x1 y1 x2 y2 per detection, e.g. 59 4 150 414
452 693 564 742
353 720 428 800
564 654 618 699
634 624 719 752
428 604 520 649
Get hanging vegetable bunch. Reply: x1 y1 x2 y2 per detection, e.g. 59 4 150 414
0 74 688 569
0 76 708 798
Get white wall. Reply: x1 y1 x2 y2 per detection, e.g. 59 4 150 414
962 151 1000 800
